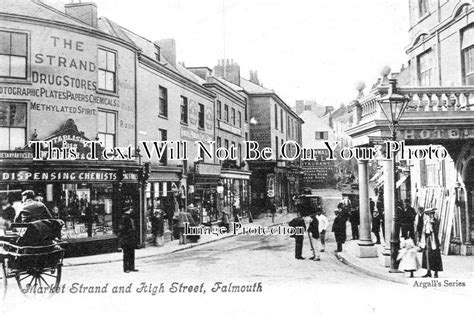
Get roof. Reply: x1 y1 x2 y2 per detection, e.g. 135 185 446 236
2 0 98 30
98 17 136 46
239 77 274 94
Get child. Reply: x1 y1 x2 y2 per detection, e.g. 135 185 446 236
397 238 420 277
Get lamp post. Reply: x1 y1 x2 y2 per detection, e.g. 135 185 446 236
376 78 410 272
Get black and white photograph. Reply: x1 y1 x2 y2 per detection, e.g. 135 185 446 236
0 0 472 315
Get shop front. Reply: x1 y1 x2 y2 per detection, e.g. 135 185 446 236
220 169 251 220
190 163 221 223
0 161 141 257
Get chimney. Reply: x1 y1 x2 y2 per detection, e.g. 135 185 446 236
249 70 260 85
187 67 212 81
213 59 240 86
65 2 98 28
156 39 176 67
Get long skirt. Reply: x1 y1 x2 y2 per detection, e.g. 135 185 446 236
422 238 443 271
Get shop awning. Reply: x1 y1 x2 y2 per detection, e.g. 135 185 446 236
396 175 408 189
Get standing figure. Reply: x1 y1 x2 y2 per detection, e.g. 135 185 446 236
414 207 425 245
267 198 277 223
397 238 420 278
376 197 385 239
119 207 138 273
401 199 416 240
332 208 347 252
316 209 328 252
420 208 443 278
371 210 382 244
289 210 306 260
349 207 360 240
151 209 165 246
306 214 320 261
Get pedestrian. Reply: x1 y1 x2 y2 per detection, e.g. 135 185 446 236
289 210 306 260
420 208 443 278
369 198 375 215
177 208 191 245
332 208 347 252
306 214 320 261
401 199 416 240
376 195 385 239
414 207 424 245
371 209 382 244
164 193 179 241
316 209 328 252
349 206 360 240
397 238 420 278
151 209 165 246
119 206 138 273
267 198 277 223
16 190 52 223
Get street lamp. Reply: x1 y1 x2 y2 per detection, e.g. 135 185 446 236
376 78 410 273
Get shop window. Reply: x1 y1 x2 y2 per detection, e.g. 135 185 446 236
198 103 205 129
224 104 229 122
98 110 116 148
217 100 222 120
0 30 27 79
159 86 168 117
159 129 167 165
0 101 26 150
231 108 236 126
180 96 188 124
418 49 434 86
462 26 474 85
418 0 429 18
98 48 116 93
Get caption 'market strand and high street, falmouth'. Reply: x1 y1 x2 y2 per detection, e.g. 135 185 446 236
0 0 472 315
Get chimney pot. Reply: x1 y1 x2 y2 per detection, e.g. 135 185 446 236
65 2 98 27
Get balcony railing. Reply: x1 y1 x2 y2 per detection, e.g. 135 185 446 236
358 85 474 124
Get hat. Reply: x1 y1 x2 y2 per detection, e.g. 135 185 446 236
21 190 35 200
424 208 436 214
334 208 341 214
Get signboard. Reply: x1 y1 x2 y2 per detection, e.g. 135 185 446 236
195 163 221 176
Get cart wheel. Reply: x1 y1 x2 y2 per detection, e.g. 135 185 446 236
1 259 7 300
15 265 62 297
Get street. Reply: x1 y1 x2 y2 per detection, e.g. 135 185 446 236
1 190 471 316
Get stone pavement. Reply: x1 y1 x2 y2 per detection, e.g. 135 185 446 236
335 239 474 294
63 212 294 267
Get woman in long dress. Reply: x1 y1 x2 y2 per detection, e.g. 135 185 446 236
420 208 443 278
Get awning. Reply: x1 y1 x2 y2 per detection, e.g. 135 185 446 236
396 175 408 188
369 172 383 182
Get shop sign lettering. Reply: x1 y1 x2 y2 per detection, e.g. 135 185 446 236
0 171 117 182
400 129 474 140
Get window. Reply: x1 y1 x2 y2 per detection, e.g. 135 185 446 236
418 50 434 86
462 26 474 85
280 109 283 132
198 103 205 129
98 110 116 148
274 104 278 129
0 101 26 150
98 48 116 92
315 131 329 140
245 132 248 141
159 129 167 165
217 100 222 120
159 86 168 117
231 108 236 126
224 104 229 122
418 0 428 17
238 144 242 165
275 136 279 159
238 111 242 128
287 116 290 135
244 98 248 122
224 139 229 150
180 96 188 124
0 31 27 79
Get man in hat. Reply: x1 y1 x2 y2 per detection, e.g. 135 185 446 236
119 206 138 273
414 206 425 245
16 190 52 223
288 209 306 260
400 199 416 240
332 208 347 252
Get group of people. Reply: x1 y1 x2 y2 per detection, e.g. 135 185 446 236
0 190 54 231
288 208 328 260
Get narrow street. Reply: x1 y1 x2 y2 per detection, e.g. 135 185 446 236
2 190 470 316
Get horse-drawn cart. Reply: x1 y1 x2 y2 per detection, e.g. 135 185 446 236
0 219 67 298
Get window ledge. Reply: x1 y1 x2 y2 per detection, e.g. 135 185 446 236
96 89 119 98
158 114 168 120
418 12 430 23
0 78 32 85
180 122 189 126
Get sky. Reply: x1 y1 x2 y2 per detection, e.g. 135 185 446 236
47 0 410 107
